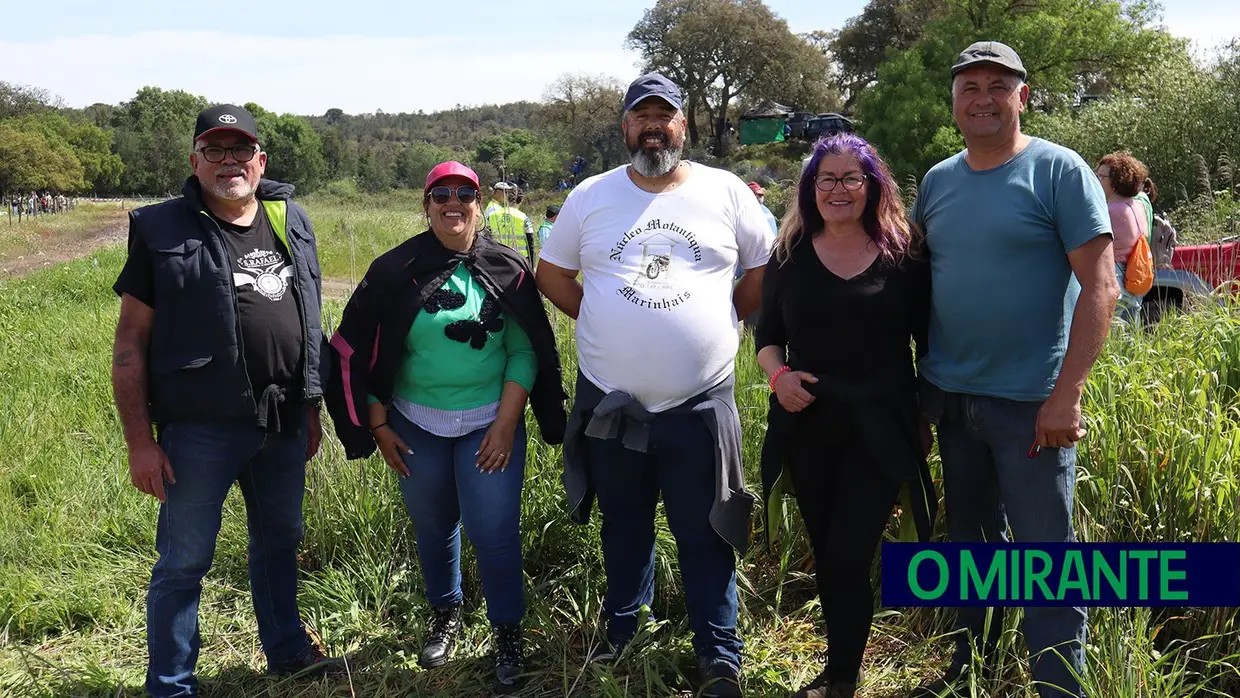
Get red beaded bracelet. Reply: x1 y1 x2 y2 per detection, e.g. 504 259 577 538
769 365 791 391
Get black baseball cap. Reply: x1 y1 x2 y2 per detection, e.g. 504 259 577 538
951 41 1027 81
624 72 683 112
546 204 560 217
194 104 260 143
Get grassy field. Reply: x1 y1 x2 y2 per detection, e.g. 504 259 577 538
2 197 1240 697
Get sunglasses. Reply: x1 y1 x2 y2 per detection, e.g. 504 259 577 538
196 145 259 163
427 185 479 205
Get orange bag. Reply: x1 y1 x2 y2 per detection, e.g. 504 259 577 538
1125 233 1154 296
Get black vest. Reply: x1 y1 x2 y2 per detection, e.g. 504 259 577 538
130 177 324 425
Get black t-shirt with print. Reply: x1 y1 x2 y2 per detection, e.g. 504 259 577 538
213 204 303 401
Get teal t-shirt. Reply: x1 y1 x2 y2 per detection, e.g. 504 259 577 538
912 137 1111 401
377 263 536 410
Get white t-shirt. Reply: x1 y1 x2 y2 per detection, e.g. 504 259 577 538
539 162 773 412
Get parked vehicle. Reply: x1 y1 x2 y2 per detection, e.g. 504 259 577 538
1143 236 1239 322
1170 235 1240 292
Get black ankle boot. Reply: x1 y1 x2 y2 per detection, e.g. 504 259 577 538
492 622 525 694
419 603 462 668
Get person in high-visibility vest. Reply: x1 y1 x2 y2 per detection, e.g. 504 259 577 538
486 187 535 263
484 182 510 219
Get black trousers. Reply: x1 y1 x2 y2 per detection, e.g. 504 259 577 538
786 409 899 684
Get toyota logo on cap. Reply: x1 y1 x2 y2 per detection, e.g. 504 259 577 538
219 114 238 124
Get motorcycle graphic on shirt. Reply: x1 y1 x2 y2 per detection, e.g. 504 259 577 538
233 248 293 302
633 234 678 290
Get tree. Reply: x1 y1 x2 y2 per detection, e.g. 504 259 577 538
81 103 116 130
320 125 358 182
13 113 123 193
393 141 458 190
323 108 346 126
245 103 328 192
0 124 83 195
627 0 828 154
745 33 842 116
855 47 958 179
112 87 209 195
0 81 59 120
1026 45 1239 208
356 142 398 193
539 74 627 174
856 0 1179 181
829 0 942 111
506 138 570 189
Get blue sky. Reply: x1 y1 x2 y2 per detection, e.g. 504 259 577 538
1 0 1235 115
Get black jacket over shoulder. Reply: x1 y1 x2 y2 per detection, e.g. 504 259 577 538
116 176 324 426
323 230 568 459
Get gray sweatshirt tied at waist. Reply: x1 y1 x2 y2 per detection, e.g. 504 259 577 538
561 370 755 554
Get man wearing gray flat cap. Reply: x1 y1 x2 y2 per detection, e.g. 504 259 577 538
910 40 1115 698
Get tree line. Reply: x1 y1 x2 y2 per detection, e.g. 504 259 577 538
1 0 1236 215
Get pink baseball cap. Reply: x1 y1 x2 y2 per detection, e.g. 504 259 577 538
425 161 480 193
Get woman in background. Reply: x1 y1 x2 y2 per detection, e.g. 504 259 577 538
1095 152 1151 324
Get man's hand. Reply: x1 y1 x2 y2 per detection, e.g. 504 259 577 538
1035 389 1087 449
129 441 175 502
306 406 323 460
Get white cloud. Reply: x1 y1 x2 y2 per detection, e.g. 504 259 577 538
0 31 644 115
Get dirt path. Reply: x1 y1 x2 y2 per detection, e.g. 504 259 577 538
322 277 356 300
0 219 129 280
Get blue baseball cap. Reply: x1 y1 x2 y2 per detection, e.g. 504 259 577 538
623 72 683 112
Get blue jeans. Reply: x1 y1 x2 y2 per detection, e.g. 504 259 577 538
146 413 311 698
937 391 1087 698
390 411 528 625
1115 262 1143 324
583 411 742 669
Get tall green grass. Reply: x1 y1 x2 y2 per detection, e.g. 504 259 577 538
2 212 1240 696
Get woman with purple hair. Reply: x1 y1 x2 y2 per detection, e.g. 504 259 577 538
755 133 937 698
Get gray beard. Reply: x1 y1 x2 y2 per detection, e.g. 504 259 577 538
204 175 257 201
630 145 682 178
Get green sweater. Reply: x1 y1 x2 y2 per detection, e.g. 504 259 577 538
371 263 536 410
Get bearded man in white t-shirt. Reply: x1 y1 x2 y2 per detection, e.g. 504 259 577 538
536 72 772 698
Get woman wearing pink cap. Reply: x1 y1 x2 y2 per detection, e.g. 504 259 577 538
324 161 567 693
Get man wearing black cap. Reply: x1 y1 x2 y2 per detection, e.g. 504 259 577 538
910 42 1117 698
537 72 773 698
110 104 342 696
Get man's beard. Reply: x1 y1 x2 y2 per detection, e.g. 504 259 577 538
629 130 683 178
204 170 257 201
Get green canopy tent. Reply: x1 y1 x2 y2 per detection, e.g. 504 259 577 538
739 100 791 145
740 118 785 145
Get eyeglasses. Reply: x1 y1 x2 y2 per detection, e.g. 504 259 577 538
427 185 479 205
814 175 867 192
196 145 259 163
